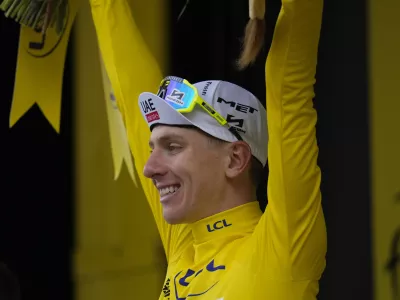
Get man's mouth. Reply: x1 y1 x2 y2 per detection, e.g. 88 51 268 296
159 184 181 197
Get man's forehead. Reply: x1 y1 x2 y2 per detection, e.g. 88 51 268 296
149 125 190 144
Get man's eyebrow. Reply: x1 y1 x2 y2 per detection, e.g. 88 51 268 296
149 134 185 148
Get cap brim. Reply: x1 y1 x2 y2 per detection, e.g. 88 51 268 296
138 92 193 130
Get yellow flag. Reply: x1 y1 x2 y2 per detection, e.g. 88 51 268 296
9 0 79 132
99 54 137 184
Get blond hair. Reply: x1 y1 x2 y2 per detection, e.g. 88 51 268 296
237 0 266 70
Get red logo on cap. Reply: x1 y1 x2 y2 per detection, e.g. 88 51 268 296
146 111 160 123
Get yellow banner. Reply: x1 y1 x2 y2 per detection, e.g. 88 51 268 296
369 0 400 299
73 2 165 299
99 54 136 184
9 0 79 132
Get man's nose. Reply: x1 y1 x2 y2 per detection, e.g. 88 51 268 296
143 151 167 179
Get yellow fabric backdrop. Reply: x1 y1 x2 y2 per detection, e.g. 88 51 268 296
369 0 400 299
73 0 168 299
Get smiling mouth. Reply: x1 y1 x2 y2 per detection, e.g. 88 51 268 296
159 185 181 197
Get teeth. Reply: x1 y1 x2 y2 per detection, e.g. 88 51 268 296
159 185 179 196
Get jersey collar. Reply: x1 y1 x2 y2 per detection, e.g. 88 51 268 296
190 201 263 244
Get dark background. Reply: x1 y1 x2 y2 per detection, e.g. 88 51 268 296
0 0 372 299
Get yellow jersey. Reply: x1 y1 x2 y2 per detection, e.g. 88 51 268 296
89 0 327 298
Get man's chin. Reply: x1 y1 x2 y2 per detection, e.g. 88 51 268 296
162 207 185 224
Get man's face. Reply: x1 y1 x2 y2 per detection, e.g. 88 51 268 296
144 126 228 224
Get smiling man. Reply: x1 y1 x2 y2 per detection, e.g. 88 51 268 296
141 78 267 225
90 0 327 298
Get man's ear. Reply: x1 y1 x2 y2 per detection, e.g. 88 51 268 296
225 141 252 179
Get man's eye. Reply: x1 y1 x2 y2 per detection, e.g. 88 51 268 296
167 143 181 151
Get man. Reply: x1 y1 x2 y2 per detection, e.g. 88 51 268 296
90 0 326 298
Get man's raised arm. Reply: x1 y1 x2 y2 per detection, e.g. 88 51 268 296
256 0 327 283
89 0 192 262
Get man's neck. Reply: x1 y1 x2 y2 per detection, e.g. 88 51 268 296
188 186 257 225
217 186 257 214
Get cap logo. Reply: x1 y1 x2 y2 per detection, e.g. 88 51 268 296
217 97 258 114
146 111 160 123
201 81 213 96
140 98 156 113
226 114 246 133
140 98 160 123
